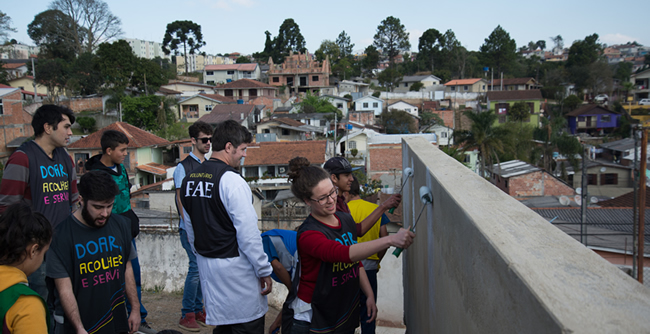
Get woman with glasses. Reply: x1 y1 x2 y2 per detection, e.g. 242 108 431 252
285 157 414 334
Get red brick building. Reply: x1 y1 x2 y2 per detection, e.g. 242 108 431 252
268 52 330 95
0 87 35 160
491 160 575 197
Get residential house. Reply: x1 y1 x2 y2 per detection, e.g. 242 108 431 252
486 89 544 125
2 63 28 80
388 100 419 118
353 95 384 116
67 122 172 187
444 78 488 94
426 124 454 146
7 76 49 96
203 64 261 85
394 75 442 93
213 78 277 102
0 44 39 59
159 81 216 97
320 94 349 117
272 113 331 135
242 140 328 199
598 138 636 166
422 101 455 128
268 52 331 95
337 128 378 158
348 110 375 126
273 105 298 114
631 68 650 101
178 93 235 122
338 80 370 97
570 161 632 198
489 160 575 197
488 77 540 91
197 104 257 130
0 87 35 159
256 117 323 141
566 104 621 135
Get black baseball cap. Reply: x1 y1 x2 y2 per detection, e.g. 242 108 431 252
323 157 359 174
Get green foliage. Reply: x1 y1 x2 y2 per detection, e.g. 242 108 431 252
417 28 442 73
67 52 101 95
272 19 306 63
162 20 206 74
300 92 342 118
377 68 402 92
121 95 174 131
440 146 467 165
236 56 251 63
420 112 444 132
76 116 96 133
499 122 534 162
336 31 354 58
96 40 137 90
373 16 410 65
154 122 192 142
479 25 517 75
564 95 583 111
35 58 68 102
350 148 358 157
380 109 417 134
409 82 424 91
508 101 531 122
0 11 17 42
352 170 382 198
372 91 381 98
362 45 380 76
453 110 509 176
315 40 340 62
28 9 78 61
566 33 606 93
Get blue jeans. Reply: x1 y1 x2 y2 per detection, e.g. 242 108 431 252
180 228 203 316
28 261 48 301
360 269 378 334
125 239 148 323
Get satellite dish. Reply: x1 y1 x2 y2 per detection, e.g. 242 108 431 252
559 196 570 206
600 167 607 173
591 196 599 203
576 187 582 195
574 195 582 205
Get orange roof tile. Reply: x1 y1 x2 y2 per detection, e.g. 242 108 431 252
2 63 26 69
68 122 171 149
243 141 327 166
136 162 169 175
198 104 256 124
215 79 275 89
205 64 258 71
444 78 482 86
198 93 236 103
262 117 305 127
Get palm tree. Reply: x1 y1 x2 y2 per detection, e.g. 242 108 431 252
453 110 509 177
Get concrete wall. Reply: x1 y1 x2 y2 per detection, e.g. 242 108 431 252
401 137 650 333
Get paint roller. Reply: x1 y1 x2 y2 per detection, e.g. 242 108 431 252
388 167 413 214
392 186 432 258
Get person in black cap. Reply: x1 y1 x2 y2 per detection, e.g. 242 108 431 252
323 157 401 237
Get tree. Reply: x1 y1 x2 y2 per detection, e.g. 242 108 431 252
0 11 17 42
454 110 509 177
508 101 531 122
551 35 564 50
272 19 306 63
567 33 605 93
336 31 354 58
420 112 444 132
315 40 340 62
35 58 69 102
236 56 251 63
96 40 137 92
536 40 546 51
49 0 122 54
564 95 583 111
66 52 102 95
299 92 342 119
479 25 517 75
362 45 380 75
28 10 79 61
252 30 274 62
121 95 173 130
162 20 206 75
417 28 442 72
373 16 410 65
409 82 424 91
76 116 96 133
380 109 417 134
377 67 402 92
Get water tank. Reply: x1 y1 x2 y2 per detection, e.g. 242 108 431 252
237 99 244 104
226 79 232 83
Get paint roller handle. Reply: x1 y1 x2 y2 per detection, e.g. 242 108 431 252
384 193 402 215
392 226 415 257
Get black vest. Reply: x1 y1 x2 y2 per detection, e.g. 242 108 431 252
175 154 203 218
180 158 240 258
297 213 360 333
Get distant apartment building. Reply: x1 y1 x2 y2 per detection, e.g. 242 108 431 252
122 38 169 60
204 64 261 85
268 52 331 95
175 54 235 74
0 44 39 59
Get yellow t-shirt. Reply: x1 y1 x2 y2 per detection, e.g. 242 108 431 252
0 265 48 334
347 199 382 261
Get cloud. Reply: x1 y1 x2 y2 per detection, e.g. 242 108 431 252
600 33 639 46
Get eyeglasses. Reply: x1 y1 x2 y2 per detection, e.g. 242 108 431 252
310 187 338 206
195 137 211 144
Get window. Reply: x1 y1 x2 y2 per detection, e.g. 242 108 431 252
227 70 235 75
312 75 319 82
349 141 357 149
207 81 215 85
337 103 343 108
282 129 290 136
320 120 327 126
464 154 470 163
373 102 378 108
183 146 192 154
404 83 408 87
206 71 214 75
244 71 252 78
601 115 611 122
601 173 618 185
244 167 258 178
205 105 213 111
464 85 469 91
578 116 586 122
363 103 369 108
0 99 3 115
272 77 279 83
266 166 276 177
263 129 270 133
482 85 486 90
587 174 597 185
450 86 456 91
441 132 447 138
189 106 198 112
224 89 234 97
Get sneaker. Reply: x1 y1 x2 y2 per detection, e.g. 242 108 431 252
195 310 208 327
137 321 157 334
179 312 201 332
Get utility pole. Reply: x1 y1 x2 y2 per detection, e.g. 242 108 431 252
31 57 36 98
633 125 639 279
581 146 588 245
638 128 647 284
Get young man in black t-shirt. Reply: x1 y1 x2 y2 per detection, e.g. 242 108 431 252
47 171 139 334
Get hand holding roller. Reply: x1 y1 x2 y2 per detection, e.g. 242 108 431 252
393 186 432 257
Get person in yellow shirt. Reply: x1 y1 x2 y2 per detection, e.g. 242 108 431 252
346 177 389 334
0 202 53 334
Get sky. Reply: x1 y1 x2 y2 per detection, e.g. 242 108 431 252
3 0 650 57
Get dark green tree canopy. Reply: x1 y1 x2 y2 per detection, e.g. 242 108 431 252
362 45 380 75
417 28 442 72
273 18 306 62
0 11 17 42
28 9 79 61
315 40 340 62
373 16 410 65
162 20 206 74
479 25 517 75
336 31 354 58
508 101 531 122
381 109 416 134
236 56 252 63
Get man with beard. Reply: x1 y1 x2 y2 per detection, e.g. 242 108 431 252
173 121 213 332
46 170 140 334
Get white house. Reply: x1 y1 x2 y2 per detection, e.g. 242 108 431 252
427 124 454 146
320 94 350 117
394 75 442 93
203 64 261 85
339 80 370 96
387 100 419 117
336 128 378 157
354 95 384 116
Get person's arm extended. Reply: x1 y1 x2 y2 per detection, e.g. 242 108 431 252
271 259 292 290
377 225 389 262
357 194 401 237
124 261 140 334
349 228 414 262
359 267 377 323
175 188 184 219
55 277 88 334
